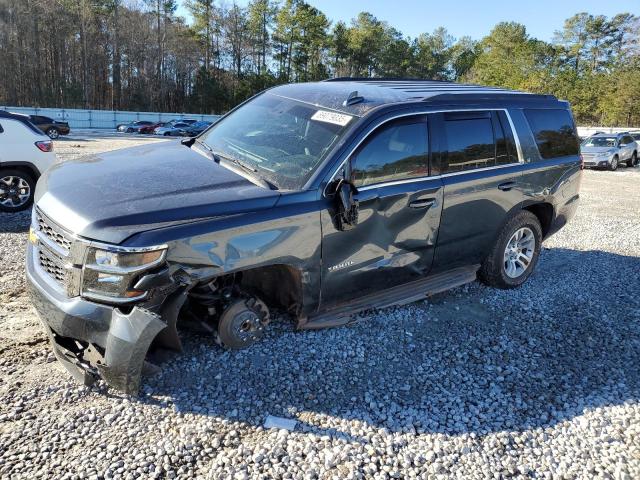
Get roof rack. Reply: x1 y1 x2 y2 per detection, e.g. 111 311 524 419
324 77 456 83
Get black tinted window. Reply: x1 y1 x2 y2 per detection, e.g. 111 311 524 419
351 118 428 187
443 113 494 172
524 109 579 159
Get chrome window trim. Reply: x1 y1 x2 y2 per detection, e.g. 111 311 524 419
323 108 524 196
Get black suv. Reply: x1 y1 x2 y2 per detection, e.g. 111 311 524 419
26 79 582 393
29 115 71 139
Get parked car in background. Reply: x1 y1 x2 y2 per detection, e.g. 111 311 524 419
171 119 197 126
0 111 56 212
117 121 154 133
137 122 167 134
154 122 191 136
28 115 70 139
26 79 582 393
581 132 638 170
180 121 212 136
125 121 157 133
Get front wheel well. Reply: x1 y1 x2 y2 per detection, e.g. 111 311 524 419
187 264 304 320
523 203 553 238
0 163 40 181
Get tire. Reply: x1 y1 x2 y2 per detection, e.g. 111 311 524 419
217 298 269 349
626 151 638 168
0 169 36 213
478 210 542 289
609 155 618 171
46 127 59 139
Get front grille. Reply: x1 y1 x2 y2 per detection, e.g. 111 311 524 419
36 209 73 251
38 246 68 287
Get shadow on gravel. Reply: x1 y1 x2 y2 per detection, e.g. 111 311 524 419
107 248 640 438
0 211 31 233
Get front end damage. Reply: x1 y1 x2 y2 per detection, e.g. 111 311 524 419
26 235 187 394
27 236 280 394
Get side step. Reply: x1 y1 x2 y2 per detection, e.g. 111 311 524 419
301 265 479 330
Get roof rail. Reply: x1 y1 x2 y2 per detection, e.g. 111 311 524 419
424 92 557 103
324 77 455 83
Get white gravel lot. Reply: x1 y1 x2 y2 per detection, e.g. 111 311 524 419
0 134 639 479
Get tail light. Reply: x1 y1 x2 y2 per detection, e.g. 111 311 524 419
579 154 584 170
35 140 54 152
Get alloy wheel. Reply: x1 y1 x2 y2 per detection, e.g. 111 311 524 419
503 227 536 279
0 175 31 208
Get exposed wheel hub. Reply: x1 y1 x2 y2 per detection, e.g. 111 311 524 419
216 297 270 349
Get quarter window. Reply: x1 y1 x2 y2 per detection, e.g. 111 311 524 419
524 109 579 159
351 118 428 187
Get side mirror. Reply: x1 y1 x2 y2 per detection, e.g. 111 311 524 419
329 179 359 231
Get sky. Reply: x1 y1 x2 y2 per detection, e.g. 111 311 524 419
176 0 639 41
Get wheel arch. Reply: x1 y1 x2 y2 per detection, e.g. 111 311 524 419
0 162 40 181
522 202 554 239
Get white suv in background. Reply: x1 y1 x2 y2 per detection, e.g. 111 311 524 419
580 132 638 170
0 111 57 212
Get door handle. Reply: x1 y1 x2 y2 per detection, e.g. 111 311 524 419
497 181 516 191
408 198 436 209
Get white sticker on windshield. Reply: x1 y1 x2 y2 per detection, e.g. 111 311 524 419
311 110 353 126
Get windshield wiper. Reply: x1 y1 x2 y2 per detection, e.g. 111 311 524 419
187 138 278 190
219 154 278 191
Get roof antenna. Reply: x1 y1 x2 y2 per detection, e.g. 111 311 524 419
343 90 364 106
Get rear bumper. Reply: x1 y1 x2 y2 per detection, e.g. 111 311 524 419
26 242 166 394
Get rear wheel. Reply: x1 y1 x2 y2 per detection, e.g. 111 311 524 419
0 169 36 212
626 151 638 168
479 211 542 289
45 127 59 139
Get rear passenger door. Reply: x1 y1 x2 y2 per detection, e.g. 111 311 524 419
430 110 524 272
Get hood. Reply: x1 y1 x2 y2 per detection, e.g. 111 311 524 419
35 142 280 244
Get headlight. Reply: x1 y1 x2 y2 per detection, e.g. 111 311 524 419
81 247 166 303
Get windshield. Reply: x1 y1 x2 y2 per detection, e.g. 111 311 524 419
582 136 617 147
199 93 355 190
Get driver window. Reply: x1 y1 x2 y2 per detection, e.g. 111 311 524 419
351 117 428 188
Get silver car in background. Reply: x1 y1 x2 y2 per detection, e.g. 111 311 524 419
581 132 638 170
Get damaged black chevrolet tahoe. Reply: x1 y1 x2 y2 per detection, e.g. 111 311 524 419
26 79 582 393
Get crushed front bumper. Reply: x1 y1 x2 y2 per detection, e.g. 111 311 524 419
26 242 167 394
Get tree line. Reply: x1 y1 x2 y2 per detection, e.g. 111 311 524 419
0 0 638 126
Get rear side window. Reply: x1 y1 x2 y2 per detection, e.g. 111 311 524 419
524 109 579 159
351 117 428 187
443 113 494 172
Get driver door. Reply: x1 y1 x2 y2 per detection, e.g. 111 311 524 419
319 115 444 310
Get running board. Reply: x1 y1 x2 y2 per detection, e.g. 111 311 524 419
301 265 479 330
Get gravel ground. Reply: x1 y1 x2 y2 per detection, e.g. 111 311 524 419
1 136 639 479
